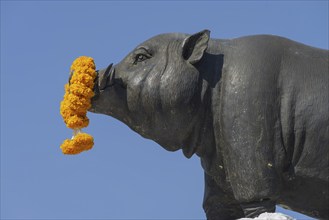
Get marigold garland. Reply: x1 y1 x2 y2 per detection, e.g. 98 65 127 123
60 56 96 155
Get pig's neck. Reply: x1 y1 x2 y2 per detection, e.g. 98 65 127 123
183 40 224 160
181 84 215 158
189 39 226 173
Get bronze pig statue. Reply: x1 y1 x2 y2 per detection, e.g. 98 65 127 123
89 30 329 219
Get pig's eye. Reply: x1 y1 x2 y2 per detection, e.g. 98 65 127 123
134 54 149 64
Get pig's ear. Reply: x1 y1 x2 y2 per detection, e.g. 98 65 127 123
182 29 210 64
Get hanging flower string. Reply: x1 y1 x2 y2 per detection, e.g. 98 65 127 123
60 56 96 155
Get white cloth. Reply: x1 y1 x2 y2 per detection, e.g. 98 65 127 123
239 212 295 220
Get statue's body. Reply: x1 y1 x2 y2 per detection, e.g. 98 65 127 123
89 30 329 219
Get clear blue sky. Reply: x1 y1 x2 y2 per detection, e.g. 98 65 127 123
1 1 328 219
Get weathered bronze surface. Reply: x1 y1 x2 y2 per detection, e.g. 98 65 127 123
89 30 329 219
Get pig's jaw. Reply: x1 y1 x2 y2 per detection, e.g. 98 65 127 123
90 91 211 159
89 67 214 159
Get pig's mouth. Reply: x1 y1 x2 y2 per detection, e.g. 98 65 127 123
96 63 126 92
90 63 127 114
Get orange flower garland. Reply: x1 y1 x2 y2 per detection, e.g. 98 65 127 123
60 56 96 155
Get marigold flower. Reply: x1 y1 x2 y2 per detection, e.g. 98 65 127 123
66 93 91 110
66 114 89 129
70 73 95 88
69 83 94 99
60 132 94 155
60 56 96 155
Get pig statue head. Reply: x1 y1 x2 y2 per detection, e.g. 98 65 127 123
90 30 212 158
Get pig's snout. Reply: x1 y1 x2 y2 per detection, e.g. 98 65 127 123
97 63 115 91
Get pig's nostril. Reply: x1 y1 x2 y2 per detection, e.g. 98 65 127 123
108 68 115 86
98 63 113 90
